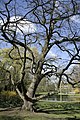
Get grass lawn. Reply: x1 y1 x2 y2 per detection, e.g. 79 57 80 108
0 92 80 120
0 108 80 120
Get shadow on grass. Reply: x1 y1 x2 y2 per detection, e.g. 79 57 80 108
0 108 80 120
0 116 80 120
36 109 80 120
0 116 22 120
36 108 80 114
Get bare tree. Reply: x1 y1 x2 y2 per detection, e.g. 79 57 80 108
0 0 80 111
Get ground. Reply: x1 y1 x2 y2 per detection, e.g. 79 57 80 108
0 107 80 120
0 93 80 120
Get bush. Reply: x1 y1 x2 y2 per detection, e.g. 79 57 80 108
0 91 23 108
1 91 17 96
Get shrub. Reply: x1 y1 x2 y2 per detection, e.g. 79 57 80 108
0 91 23 108
1 91 17 96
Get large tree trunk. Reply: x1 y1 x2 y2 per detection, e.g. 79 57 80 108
22 99 33 111
15 74 41 111
16 86 34 111
11 68 41 111
23 75 41 111
27 75 41 97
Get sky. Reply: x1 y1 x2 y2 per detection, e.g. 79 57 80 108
7 16 36 34
70 15 80 24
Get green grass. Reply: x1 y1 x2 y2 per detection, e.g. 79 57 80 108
0 104 80 120
35 101 80 111
0 92 80 120
0 110 80 120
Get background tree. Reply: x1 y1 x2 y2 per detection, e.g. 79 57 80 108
0 0 80 111
36 77 56 93
70 65 80 88
0 48 14 91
